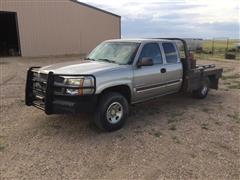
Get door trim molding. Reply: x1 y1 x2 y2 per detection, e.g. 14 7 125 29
136 79 181 92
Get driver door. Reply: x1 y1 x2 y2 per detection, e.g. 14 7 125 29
133 43 166 102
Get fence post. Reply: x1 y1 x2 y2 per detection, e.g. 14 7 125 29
212 39 215 56
226 38 229 52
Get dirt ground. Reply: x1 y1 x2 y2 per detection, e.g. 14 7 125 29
0 56 239 180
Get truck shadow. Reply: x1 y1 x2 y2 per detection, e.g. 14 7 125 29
33 91 224 141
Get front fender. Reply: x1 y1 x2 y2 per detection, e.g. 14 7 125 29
95 80 133 95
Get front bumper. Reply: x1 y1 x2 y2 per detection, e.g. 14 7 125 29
51 96 98 114
25 67 97 114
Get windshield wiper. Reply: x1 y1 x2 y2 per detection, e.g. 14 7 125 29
98 58 116 63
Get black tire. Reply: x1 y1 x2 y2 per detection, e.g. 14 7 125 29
94 92 129 132
192 78 210 99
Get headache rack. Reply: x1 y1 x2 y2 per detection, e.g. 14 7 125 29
25 67 96 115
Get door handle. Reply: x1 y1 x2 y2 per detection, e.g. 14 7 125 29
160 68 166 73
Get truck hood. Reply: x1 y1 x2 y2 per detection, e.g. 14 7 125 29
38 60 124 75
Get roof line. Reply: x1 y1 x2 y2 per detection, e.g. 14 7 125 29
69 0 121 18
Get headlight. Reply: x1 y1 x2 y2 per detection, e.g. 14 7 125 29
64 77 94 96
65 78 83 86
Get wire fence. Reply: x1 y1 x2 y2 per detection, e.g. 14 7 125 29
193 38 240 60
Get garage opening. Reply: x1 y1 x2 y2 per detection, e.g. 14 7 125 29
0 11 21 57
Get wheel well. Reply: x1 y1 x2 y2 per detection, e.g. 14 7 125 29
101 85 131 103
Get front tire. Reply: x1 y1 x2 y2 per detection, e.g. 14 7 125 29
94 92 129 132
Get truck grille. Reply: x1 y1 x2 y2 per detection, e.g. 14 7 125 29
32 73 48 109
31 72 65 109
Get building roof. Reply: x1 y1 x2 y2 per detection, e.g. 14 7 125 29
70 0 121 18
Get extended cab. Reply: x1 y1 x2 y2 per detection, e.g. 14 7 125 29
25 38 223 131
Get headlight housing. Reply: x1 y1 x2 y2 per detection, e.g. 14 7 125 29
64 76 95 96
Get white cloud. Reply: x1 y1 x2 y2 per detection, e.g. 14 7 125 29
80 0 239 23
79 0 239 38
184 0 239 23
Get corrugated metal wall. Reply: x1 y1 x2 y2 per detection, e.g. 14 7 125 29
0 0 120 57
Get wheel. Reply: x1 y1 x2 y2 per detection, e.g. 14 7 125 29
192 78 210 99
94 92 129 132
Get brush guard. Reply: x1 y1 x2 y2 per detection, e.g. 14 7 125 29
25 67 96 115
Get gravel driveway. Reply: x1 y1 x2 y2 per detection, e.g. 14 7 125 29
0 56 239 179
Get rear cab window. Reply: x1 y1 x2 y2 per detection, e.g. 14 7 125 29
162 42 179 64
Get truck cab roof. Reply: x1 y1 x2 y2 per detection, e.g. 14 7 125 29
105 38 175 43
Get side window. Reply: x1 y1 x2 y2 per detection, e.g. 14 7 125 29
162 43 178 63
139 43 163 64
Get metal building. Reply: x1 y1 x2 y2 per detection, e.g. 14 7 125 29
0 0 121 57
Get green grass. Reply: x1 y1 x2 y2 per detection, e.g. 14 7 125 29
149 129 163 138
0 143 5 151
222 74 240 80
153 132 162 138
201 123 209 130
223 82 231 85
203 39 238 50
223 68 234 73
168 118 177 124
134 130 142 134
50 124 62 129
172 135 180 144
202 107 211 113
167 111 184 124
215 121 222 126
227 82 240 90
0 136 6 152
232 80 240 84
221 74 240 89
169 124 177 131
194 39 240 60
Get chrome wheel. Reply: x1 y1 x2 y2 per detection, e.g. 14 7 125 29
106 102 123 124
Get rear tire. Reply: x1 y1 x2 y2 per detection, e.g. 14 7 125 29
192 78 210 99
94 92 129 132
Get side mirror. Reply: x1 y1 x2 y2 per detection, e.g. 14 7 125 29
137 57 154 67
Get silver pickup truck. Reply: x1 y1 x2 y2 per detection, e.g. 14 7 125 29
25 38 223 131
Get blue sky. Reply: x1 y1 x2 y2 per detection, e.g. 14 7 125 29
80 0 239 39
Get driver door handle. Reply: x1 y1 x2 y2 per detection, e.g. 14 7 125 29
160 68 166 73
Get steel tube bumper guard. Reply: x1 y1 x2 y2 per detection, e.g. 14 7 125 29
25 67 96 115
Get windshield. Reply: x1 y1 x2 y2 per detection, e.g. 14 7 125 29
86 42 140 65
